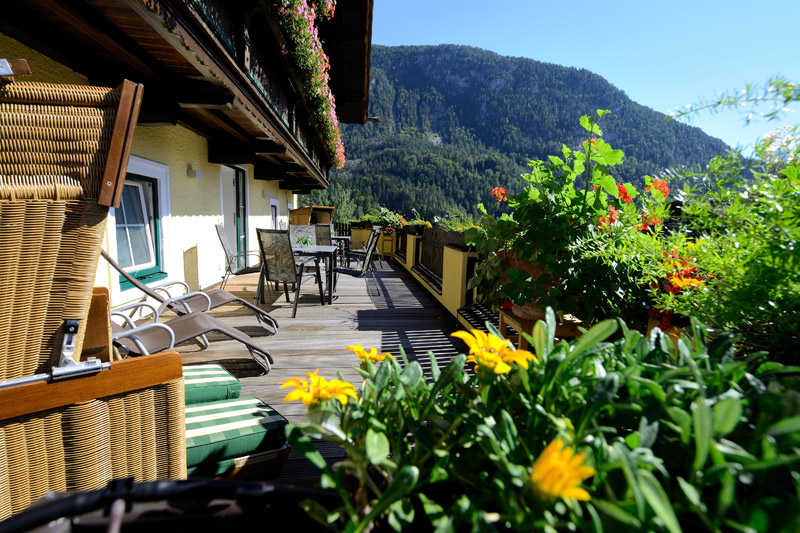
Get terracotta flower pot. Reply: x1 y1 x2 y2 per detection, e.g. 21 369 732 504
497 250 555 321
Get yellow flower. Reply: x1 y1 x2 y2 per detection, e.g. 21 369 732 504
530 438 595 501
451 329 536 374
281 369 357 408
669 276 705 289
346 344 395 364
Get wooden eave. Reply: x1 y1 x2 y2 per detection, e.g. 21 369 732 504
0 0 372 190
318 0 374 124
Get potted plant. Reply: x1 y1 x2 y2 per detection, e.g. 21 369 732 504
466 111 670 324
403 208 431 235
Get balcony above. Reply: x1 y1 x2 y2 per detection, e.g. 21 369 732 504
1 0 373 192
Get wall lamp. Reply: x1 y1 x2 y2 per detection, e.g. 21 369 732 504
187 163 201 179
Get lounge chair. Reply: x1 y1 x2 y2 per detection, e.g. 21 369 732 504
111 302 274 373
215 223 261 289
100 250 278 334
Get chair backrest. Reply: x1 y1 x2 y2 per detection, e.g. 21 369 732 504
288 224 316 246
314 224 333 246
101 250 163 303
256 229 297 283
215 223 237 267
358 228 382 275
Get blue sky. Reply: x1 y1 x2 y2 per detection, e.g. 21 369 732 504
372 0 800 152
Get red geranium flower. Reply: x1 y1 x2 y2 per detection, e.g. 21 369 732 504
491 187 508 202
617 183 632 204
646 178 670 198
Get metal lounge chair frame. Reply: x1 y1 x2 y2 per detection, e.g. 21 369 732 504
100 250 278 334
111 301 273 373
215 223 261 289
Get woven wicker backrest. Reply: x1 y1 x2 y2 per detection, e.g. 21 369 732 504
0 80 142 379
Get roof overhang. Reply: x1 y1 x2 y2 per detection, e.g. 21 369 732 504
1 0 373 190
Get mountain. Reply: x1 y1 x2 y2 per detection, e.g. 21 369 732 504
305 45 729 221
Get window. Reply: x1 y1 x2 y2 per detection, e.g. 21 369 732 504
270 198 280 230
116 174 164 284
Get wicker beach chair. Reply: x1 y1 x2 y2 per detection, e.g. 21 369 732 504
0 77 143 381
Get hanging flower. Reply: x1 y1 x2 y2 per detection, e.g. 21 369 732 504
346 344 395 364
275 0 345 168
451 329 536 375
529 438 595 501
281 369 357 408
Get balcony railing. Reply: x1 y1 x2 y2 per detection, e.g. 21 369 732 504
188 0 327 172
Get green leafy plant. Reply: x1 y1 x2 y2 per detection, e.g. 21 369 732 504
587 77 800 356
296 235 312 246
466 111 670 323
436 208 476 232
361 206 407 233
284 311 800 531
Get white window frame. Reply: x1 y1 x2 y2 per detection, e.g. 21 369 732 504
116 181 156 271
270 197 280 230
108 155 171 299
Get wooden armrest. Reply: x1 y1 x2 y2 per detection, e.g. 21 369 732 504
0 351 183 421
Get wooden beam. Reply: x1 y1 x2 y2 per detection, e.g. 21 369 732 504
0 58 31 78
254 161 286 180
208 139 286 164
41 0 161 79
175 84 235 110
138 97 178 126
100 79 145 208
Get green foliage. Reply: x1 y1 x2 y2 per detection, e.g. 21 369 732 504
286 310 800 531
656 158 800 356
466 112 670 323
301 182 360 222
435 208 476 232
360 206 407 232
329 45 728 218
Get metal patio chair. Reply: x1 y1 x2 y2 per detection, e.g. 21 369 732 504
215 223 261 289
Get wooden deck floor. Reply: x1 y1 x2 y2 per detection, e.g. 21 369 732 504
177 260 467 479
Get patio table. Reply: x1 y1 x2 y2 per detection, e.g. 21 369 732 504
293 244 338 304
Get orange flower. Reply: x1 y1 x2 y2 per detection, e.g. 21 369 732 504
646 178 670 198
491 186 508 202
530 438 595 501
617 183 632 204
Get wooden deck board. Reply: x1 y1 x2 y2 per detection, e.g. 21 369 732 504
175 260 466 480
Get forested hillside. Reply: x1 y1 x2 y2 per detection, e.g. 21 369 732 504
305 45 730 220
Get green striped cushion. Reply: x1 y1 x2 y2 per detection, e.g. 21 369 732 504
185 397 287 469
183 364 241 404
